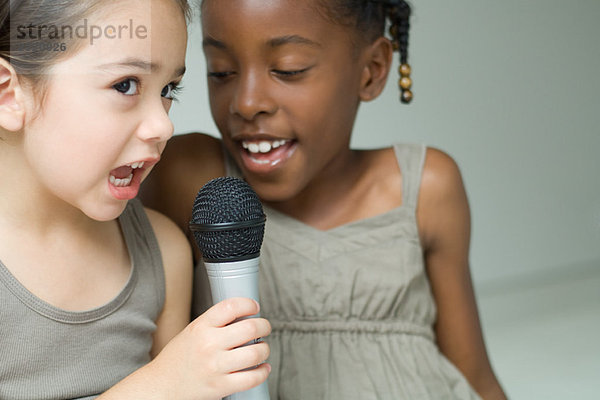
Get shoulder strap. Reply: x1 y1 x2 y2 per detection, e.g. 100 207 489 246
393 143 426 209
119 198 165 312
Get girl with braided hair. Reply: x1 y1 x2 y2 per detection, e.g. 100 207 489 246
143 0 506 398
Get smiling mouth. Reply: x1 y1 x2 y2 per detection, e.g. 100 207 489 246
109 161 145 187
238 138 296 169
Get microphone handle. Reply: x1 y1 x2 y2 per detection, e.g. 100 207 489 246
204 258 270 400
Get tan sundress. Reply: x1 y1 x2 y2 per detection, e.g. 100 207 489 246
221 143 481 400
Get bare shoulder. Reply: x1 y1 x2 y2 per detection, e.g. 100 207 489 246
141 133 225 231
418 147 470 251
165 133 223 163
420 147 466 201
156 132 225 183
144 207 192 262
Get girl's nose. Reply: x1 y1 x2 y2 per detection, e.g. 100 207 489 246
230 72 277 120
136 100 174 143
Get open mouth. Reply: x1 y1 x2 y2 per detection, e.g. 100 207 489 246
107 159 156 201
109 161 145 187
239 139 296 168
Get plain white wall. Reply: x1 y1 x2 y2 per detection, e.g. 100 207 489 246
169 0 600 287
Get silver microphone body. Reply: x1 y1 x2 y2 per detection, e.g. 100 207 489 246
204 258 261 306
204 258 269 400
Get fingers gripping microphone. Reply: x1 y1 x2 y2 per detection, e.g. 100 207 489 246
190 177 269 400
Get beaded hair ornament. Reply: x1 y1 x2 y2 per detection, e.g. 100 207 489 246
372 0 413 103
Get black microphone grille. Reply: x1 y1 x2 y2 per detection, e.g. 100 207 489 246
190 177 266 262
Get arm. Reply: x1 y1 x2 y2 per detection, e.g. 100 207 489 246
145 207 193 356
417 148 506 400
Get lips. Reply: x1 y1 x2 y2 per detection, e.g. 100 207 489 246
109 161 145 187
108 160 153 201
237 138 296 173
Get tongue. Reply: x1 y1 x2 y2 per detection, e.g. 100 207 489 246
110 166 133 179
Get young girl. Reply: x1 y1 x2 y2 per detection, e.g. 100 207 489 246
142 0 506 399
0 1 270 399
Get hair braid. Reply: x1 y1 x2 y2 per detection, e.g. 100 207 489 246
383 0 412 103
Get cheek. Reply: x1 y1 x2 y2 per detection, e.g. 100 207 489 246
26 114 128 182
208 84 230 119
290 93 349 143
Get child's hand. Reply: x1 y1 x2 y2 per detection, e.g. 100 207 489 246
103 297 271 400
156 297 271 399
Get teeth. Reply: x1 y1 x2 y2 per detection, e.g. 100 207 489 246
109 173 133 187
248 143 260 153
128 161 145 169
243 140 287 154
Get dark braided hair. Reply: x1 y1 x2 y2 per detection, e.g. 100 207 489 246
314 0 413 103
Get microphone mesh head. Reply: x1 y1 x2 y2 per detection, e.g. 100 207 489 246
190 177 265 262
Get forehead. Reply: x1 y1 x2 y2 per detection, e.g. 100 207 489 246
200 0 353 48
51 0 187 75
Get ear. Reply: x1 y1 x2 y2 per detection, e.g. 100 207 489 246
0 58 26 132
358 36 393 102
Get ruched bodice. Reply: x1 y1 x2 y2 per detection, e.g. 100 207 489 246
260 205 436 340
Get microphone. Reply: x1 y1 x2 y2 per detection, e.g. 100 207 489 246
189 176 269 400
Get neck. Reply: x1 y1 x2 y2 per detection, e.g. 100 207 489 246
265 149 369 230
264 147 402 231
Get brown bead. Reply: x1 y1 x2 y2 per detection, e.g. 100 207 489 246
399 63 411 77
401 89 413 104
399 76 412 90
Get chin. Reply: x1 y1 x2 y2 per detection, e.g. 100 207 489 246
246 178 299 204
81 203 128 222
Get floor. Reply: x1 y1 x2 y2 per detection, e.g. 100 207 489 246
476 260 600 399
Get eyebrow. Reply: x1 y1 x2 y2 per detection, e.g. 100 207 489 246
203 36 226 50
202 34 322 50
97 58 186 77
268 35 322 48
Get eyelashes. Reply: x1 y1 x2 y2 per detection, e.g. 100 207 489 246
272 67 310 77
162 82 183 100
112 78 183 101
206 71 233 80
207 67 312 82
113 78 139 96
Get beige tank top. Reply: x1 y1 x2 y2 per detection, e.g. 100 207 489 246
0 199 165 400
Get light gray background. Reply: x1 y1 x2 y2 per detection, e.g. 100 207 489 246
168 1 600 398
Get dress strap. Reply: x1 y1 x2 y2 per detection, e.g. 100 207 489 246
393 143 426 209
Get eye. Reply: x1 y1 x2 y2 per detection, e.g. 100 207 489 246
161 82 182 100
113 78 139 96
273 67 311 79
207 71 234 81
